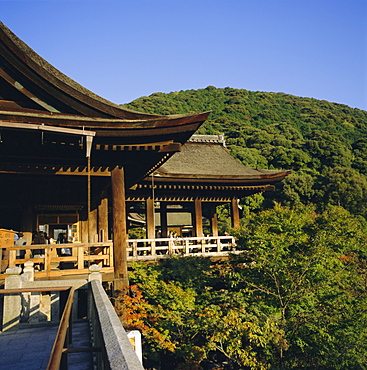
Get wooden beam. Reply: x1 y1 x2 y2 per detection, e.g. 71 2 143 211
0 120 95 137
111 167 129 294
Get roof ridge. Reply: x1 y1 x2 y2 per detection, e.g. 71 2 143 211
188 134 226 146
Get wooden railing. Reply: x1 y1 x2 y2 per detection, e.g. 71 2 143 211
127 235 237 260
0 285 76 368
0 242 114 278
0 236 237 277
47 286 75 369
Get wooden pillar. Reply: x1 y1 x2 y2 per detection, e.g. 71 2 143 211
160 202 168 238
209 205 219 237
146 197 156 255
231 198 240 229
111 167 129 294
80 219 89 243
98 197 108 242
145 197 155 240
193 199 203 237
88 209 98 243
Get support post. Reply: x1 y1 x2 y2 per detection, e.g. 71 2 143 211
111 167 129 294
160 202 168 238
145 197 156 255
98 197 109 242
193 199 203 237
209 205 219 237
88 209 98 243
231 198 240 229
80 219 89 243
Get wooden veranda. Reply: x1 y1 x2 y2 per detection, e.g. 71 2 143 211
0 235 237 281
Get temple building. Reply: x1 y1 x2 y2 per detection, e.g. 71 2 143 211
128 134 290 240
0 22 289 290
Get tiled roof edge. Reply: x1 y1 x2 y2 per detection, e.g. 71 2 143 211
188 134 226 147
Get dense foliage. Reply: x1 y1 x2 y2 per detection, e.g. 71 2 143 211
125 87 367 217
121 89 367 368
117 205 367 369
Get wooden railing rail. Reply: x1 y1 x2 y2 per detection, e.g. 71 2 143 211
0 286 74 368
46 286 75 370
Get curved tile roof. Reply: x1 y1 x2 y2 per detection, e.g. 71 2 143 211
155 138 290 183
0 22 209 137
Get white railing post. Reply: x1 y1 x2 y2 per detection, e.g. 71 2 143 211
168 239 173 255
132 241 137 258
3 266 22 331
217 238 222 252
88 264 102 284
201 238 206 253
185 239 190 255
23 260 34 282
151 241 156 256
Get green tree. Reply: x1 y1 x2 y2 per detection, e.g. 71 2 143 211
276 170 315 206
118 205 367 369
231 204 367 369
304 130 353 170
322 167 367 216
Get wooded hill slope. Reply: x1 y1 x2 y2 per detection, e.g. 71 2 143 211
125 86 367 218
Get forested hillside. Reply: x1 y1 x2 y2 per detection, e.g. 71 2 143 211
125 86 367 218
122 88 367 369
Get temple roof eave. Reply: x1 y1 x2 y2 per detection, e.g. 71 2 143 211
143 171 291 186
0 22 209 122
0 110 210 128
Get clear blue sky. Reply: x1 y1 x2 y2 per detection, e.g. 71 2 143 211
2 0 367 110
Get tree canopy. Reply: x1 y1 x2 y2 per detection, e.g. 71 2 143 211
121 88 367 369
118 205 367 369
125 86 367 218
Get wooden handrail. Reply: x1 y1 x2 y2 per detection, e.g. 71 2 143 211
46 287 75 370
0 286 73 294
0 286 74 367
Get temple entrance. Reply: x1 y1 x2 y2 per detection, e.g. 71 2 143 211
37 214 79 240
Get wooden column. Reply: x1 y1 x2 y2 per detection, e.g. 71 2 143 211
111 167 129 294
160 202 168 238
80 219 89 243
209 205 219 237
231 198 240 229
193 199 203 237
88 209 98 243
98 197 108 242
145 197 155 240
145 197 156 255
